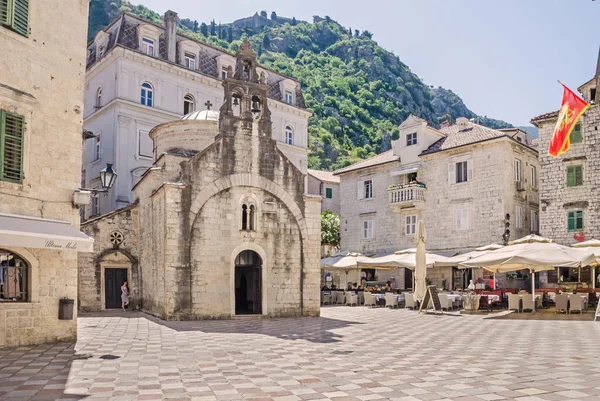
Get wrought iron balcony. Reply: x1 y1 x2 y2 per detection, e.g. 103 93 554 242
387 184 426 209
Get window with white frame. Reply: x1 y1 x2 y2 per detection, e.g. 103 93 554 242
285 125 293 145
222 66 229 79
184 94 195 115
95 87 102 109
530 165 537 188
455 161 468 183
455 208 470 230
142 38 155 56
138 129 152 158
406 132 417 146
531 210 539 233
284 90 293 105
140 82 153 107
93 135 101 161
364 180 373 199
362 220 374 240
184 52 196 70
514 159 522 182
516 206 523 228
405 215 417 235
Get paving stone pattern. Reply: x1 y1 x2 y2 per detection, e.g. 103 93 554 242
2 308 600 400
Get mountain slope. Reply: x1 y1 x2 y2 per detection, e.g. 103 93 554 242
87 0 512 170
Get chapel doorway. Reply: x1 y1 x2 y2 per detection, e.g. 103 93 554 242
104 268 128 309
234 250 262 315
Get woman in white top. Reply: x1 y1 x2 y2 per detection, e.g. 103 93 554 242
121 281 129 311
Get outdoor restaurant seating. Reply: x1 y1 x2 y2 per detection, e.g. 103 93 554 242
385 292 398 308
522 295 534 312
335 291 345 305
508 294 520 312
321 292 332 306
345 293 358 306
405 294 416 310
569 295 583 314
439 294 453 311
364 292 377 307
555 294 568 313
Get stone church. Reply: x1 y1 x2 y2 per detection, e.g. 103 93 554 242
78 41 321 320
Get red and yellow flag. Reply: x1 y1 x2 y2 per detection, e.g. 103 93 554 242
548 84 590 157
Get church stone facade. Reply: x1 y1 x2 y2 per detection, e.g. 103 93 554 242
79 42 321 320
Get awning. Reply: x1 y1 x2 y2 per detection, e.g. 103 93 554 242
0 213 94 252
390 165 420 177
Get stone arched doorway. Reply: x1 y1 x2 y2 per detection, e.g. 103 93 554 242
234 250 262 315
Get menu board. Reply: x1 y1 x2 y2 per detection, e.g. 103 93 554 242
419 285 441 313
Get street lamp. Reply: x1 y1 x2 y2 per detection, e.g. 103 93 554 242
72 163 118 208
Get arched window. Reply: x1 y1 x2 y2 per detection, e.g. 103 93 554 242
249 205 255 231
95 87 102 109
141 82 153 107
285 125 293 145
0 250 28 302
183 94 195 115
242 204 248 230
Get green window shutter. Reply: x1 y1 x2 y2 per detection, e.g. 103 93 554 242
0 110 24 183
575 166 583 186
326 187 332 199
11 0 28 37
576 211 584 230
568 212 575 231
567 166 575 186
0 0 11 26
571 122 583 143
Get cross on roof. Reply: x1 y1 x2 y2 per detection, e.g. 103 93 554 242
205 100 213 110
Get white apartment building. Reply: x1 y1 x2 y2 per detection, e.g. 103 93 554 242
83 11 311 218
335 115 539 289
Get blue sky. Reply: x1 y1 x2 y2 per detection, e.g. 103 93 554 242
137 0 599 126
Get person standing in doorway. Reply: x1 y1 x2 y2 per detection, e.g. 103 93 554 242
121 281 129 311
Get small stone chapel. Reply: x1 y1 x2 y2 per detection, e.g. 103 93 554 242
78 41 322 320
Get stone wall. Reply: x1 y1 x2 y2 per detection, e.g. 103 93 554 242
538 106 600 245
78 206 140 312
0 0 89 347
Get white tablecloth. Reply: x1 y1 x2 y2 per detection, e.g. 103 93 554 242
442 293 462 302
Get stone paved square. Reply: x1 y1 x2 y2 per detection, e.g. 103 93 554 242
1 307 600 400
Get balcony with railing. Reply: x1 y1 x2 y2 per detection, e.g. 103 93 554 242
387 183 426 210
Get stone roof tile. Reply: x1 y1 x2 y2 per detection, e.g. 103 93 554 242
308 169 340 183
334 150 399 175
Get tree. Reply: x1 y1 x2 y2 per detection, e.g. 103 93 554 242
218 23 223 39
325 15 331 22
227 26 233 42
354 29 360 37
262 34 270 50
260 10 267 18
362 30 373 39
210 19 216 36
292 17 297 25
193 20 198 32
200 22 208 36
348 27 352 36
271 11 277 20
321 211 340 246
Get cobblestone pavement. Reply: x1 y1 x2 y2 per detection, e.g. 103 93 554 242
2 307 600 400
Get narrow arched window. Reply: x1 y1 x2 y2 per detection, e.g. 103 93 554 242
285 125 293 145
249 205 255 231
96 87 102 109
0 250 28 302
141 82 153 107
183 94 195 115
241 204 248 230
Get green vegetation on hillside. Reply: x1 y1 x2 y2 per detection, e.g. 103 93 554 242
88 0 512 170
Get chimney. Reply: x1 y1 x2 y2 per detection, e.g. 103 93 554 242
164 10 178 63
440 113 452 128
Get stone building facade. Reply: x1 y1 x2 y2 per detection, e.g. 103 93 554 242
307 169 340 214
0 0 91 347
334 116 539 290
532 53 600 247
83 11 311 219
78 42 321 319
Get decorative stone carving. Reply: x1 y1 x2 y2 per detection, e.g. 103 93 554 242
109 230 124 246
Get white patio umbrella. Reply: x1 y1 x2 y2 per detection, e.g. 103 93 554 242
320 252 371 288
435 244 503 268
414 220 427 303
509 234 554 245
571 239 600 289
357 251 448 270
460 240 597 312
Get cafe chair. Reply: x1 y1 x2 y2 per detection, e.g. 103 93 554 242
357 291 364 305
439 294 453 311
364 292 376 307
522 296 534 312
405 293 416 310
321 292 332 306
555 294 568 314
569 296 583 314
335 291 345 305
508 294 521 313
385 292 398 309
345 293 358 307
